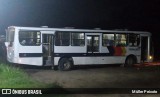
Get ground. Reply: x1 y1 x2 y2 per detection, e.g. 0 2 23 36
22 65 160 97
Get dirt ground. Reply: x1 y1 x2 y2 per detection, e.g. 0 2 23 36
22 65 160 97
23 65 160 88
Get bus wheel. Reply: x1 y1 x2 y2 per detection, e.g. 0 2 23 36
58 58 73 71
125 56 136 67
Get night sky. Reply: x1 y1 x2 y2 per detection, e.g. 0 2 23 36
0 0 160 58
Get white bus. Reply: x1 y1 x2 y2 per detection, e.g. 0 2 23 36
5 26 153 70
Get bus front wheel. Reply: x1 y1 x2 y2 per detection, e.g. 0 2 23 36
58 58 73 71
125 56 137 67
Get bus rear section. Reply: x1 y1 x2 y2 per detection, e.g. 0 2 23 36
5 27 15 63
5 26 55 66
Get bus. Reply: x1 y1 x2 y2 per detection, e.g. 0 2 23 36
5 26 153 70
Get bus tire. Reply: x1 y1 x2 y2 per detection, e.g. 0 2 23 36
58 58 73 71
125 55 136 67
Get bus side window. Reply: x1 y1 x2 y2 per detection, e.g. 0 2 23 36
55 31 70 46
102 34 114 46
71 33 85 46
19 31 41 46
115 34 127 46
129 34 140 46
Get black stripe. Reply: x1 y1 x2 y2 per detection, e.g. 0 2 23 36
53 53 113 57
19 53 43 57
19 53 120 58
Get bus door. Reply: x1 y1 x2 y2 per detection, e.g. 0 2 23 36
42 34 54 66
87 35 100 53
141 36 149 62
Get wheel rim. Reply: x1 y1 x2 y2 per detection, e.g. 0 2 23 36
63 61 71 70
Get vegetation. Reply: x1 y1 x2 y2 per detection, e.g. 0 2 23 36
0 54 64 97
0 63 59 88
0 63 41 88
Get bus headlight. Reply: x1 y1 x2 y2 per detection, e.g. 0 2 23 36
149 56 153 60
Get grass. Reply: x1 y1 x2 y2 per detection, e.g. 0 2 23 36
0 58 67 96
0 63 60 88
0 63 42 88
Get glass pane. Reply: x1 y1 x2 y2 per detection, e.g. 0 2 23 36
71 33 84 46
55 32 70 46
7 28 15 42
116 34 127 46
19 31 41 46
87 36 99 52
103 34 114 46
129 34 140 46
93 36 99 52
87 36 92 52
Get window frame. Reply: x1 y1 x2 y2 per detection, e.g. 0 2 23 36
55 31 70 46
102 33 115 47
128 33 140 47
19 31 41 46
6 28 15 42
71 32 85 46
115 33 128 47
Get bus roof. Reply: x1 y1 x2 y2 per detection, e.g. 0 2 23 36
8 26 151 36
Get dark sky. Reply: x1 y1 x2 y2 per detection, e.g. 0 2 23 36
0 0 160 32
0 0 160 58
0 0 160 42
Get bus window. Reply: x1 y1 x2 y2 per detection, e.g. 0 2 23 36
102 34 114 46
71 33 85 46
55 31 70 46
129 34 140 46
6 28 15 42
19 31 41 46
115 34 127 46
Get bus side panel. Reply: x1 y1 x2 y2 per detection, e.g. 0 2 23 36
14 30 43 66
54 56 126 65
17 46 43 66
126 47 141 63
17 57 43 66
72 57 126 65
54 55 140 66
54 57 60 65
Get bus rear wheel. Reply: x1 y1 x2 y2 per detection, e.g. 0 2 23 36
58 58 73 71
125 56 136 67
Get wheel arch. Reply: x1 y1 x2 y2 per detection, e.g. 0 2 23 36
58 55 74 65
125 54 137 67
125 54 137 63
